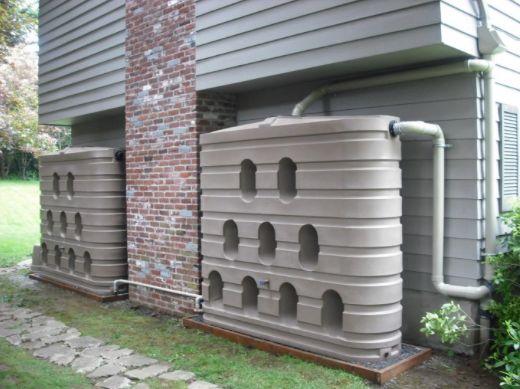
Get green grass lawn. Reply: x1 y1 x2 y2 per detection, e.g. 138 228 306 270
0 274 368 389
0 180 40 267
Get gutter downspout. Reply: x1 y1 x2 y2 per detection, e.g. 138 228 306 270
113 279 203 313
389 122 490 299
476 0 507 353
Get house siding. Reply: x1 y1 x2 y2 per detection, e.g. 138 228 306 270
195 0 477 91
235 73 483 347
38 0 126 125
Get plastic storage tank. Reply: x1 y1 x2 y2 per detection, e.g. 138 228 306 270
31 147 127 297
200 116 402 361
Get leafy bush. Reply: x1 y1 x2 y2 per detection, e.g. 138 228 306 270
420 302 469 347
485 204 520 387
421 203 520 387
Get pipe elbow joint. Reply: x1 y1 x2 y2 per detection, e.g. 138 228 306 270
432 280 490 300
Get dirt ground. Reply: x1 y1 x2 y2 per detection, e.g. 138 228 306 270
373 351 500 388
1 267 501 389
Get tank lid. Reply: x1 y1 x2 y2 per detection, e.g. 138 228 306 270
201 115 399 145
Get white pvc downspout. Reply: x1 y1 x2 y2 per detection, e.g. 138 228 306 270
389 122 490 299
113 279 203 313
291 60 495 301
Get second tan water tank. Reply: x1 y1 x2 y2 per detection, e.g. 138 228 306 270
200 115 402 361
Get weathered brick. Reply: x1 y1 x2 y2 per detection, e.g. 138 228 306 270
125 0 236 315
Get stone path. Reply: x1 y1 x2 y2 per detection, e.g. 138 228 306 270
0 303 220 389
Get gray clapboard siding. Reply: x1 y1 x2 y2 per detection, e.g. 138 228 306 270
38 0 126 125
71 113 125 149
196 0 479 90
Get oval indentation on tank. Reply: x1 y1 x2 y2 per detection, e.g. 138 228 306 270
258 222 276 265
46 210 53 236
66 172 74 199
299 224 319 270
242 276 258 314
322 290 343 335
59 211 67 238
240 159 257 201
41 243 48 265
75 212 82 240
208 271 223 305
54 245 62 268
278 157 297 202
279 283 298 323
84 252 91 277
52 173 60 198
68 248 75 273
223 220 238 259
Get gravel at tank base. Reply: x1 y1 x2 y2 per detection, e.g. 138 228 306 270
0 302 217 389
355 344 424 370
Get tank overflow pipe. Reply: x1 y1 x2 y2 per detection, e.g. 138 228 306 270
291 60 491 117
112 279 203 313
390 121 490 300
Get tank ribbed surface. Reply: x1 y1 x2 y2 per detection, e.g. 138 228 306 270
200 116 402 361
31 147 127 296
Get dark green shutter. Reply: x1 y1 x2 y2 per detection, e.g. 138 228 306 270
500 104 519 212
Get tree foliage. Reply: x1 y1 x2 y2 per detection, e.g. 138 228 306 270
0 0 37 62
0 44 70 179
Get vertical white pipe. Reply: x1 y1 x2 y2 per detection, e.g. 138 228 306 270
484 54 498 261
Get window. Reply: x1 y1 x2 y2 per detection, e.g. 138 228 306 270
500 104 519 212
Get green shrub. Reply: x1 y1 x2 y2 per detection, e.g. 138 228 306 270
420 203 520 387
485 204 520 387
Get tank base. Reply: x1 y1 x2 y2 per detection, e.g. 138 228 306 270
29 273 128 302
183 315 431 385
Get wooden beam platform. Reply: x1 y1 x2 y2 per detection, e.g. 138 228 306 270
183 316 431 385
29 273 128 303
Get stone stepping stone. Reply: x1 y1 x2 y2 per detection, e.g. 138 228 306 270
71 355 104 374
5 334 21 346
21 340 46 350
12 309 42 320
51 351 77 366
188 381 220 389
33 344 74 360
82 344 120 357
40 328 81 345
30 316 55 326
89 363 127 379
96 375 132 389
160 370 195 382
116 354 157 368
125 363 170 380
0 326 25 337
67 336 104 349
22 325 65 342
103 348 134 361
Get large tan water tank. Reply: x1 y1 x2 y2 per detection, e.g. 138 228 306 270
200 116 402 361
31 147 127 297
